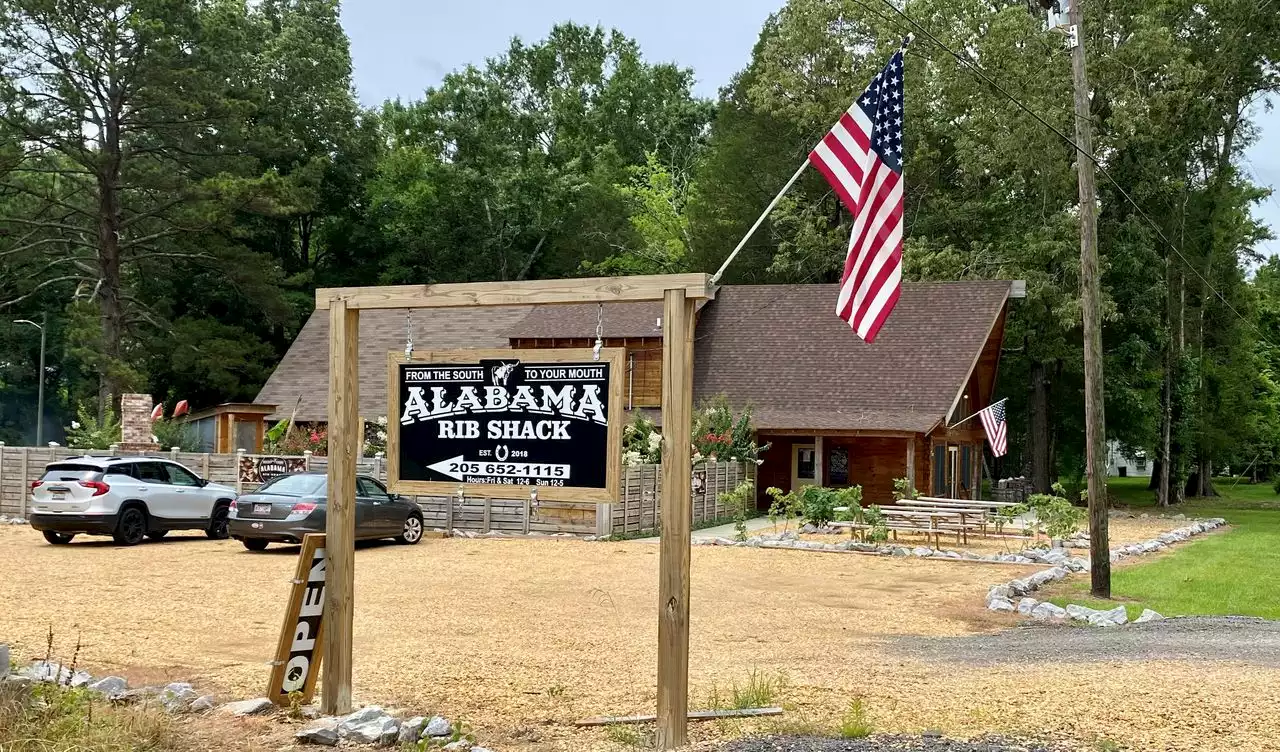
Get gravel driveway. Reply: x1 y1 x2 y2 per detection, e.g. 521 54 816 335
717 735 1068 752
889 616 1280 666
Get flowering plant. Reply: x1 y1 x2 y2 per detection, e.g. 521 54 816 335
364 416 389 456
691 395 769 464
269 424 328 456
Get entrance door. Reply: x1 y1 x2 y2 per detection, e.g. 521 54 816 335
792 444 817 491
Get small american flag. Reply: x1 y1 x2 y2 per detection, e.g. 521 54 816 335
978 400 1008 458
808 41 908 343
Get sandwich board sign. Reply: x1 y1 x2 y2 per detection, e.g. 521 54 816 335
268 533 326 705
386 348 623 502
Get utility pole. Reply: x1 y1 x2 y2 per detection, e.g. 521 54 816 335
1065 0 1110 596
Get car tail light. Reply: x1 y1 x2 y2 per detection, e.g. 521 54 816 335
291 502 317 514
229 500 238 513
30 480 43 490
78 480 110 497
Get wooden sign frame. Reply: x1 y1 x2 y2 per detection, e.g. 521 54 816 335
267 533 327 705
386 347 625 502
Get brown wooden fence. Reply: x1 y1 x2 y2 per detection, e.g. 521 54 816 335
0 444 752 536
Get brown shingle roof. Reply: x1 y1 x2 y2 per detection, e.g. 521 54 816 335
254 281 1010 432
506 301 664 339
254 306 534 421
692 282 1011 432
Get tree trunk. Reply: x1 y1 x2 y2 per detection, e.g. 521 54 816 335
1148 458 1162 491
96 102 126 412
1028 360 1052 493
1156 253 1175 505
1168 270 1186 506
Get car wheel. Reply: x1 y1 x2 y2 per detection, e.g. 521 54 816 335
113 507 147 546
206 504 231 540
242 538 269 551
42 531 74 545
397 513 424 545
145 530 168 540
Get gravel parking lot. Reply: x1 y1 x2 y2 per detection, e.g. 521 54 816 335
0 525 1277 751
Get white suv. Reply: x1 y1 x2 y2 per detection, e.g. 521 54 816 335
28 457 238 546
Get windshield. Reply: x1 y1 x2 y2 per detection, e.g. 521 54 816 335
41 464 103 482
254 474 326 497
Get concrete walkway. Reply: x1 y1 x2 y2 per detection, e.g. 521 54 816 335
631 515 774 543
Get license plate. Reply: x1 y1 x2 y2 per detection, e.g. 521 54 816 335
253 503 271 515
51 491 66 500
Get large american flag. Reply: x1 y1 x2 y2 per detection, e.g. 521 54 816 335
978 399 1008 458
808 43 908 343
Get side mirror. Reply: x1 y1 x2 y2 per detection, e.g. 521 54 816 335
198 478 209 487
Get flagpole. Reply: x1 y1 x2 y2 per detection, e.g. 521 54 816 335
710 34 914 287
948 398 1007 430
709 159 810 285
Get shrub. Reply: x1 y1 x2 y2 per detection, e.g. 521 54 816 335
720 480 756 541
859 504 888 542
691 394 770 464
799 486 839 526
838 697 874 739
765 486 803 530
64 405 120 449
1271 473 1280 495
622 415 663 466
1026 493 1086 540
892 477 918 502
152 418 199 451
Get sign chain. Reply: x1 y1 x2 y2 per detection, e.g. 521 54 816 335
593 303 604 361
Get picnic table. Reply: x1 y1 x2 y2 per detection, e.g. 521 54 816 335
879 507 984 546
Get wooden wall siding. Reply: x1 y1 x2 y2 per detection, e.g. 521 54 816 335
510 336 663 408
611 462 748 535
755 435 796 509
0 445 745 537
828 436 908 504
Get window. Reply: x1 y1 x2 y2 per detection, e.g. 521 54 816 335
133 462 168 484
258 474 325 497
961 445 972 495
163 463 201 487
1135 453 1148 472
829 448 849 485
796 448 815 481
41 464 103 483
357 477 391 502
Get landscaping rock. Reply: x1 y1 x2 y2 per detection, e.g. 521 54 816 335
424 715 452 737
159 682 198 712
296 719 340 746
1027 570 1056 588
1065 604 1099 622
219 697 275 716
1007 578 1032 596
1030 602 1067 620
988 584 1014 601
190 695 216 712
88 676 127 697
339 706 399 744
0 644 8 680
442 741 472 752
891 546 910 557
1087 613 1120 627
1134 609 1165 624
399 716 427 743
22 660 91 686
1016 597 1039 615
987 596 1016 613
911 546 934 557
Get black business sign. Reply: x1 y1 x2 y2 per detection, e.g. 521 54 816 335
387 349 623 502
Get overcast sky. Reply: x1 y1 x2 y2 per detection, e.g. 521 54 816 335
340 0 1279 258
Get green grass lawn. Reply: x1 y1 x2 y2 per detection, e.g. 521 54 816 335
1043 476 1280 620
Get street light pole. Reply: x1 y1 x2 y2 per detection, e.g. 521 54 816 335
14 316 46 446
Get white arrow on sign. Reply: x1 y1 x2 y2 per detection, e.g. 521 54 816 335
427 456 571 482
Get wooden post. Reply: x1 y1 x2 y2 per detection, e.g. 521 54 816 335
657 288 695 750
814 436 824 486
0 442 6 517
322 298 359 715
483 497 491 533
1069 0 1110 597
622 467 630 534
906 439 915 494
202 452 210 478
522 494 532 534
20 447 29 519
235 448 246 495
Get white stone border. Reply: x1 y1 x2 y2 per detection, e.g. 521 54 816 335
985 518 1227 626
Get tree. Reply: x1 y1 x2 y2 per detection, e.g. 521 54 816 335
0 0 274 409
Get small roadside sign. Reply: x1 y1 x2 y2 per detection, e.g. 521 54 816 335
267 533 326 705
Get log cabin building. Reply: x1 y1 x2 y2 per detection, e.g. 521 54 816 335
253 281 1018 507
